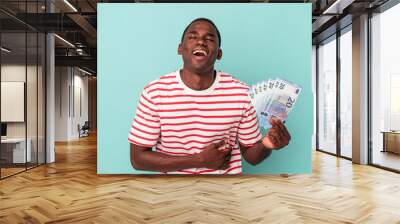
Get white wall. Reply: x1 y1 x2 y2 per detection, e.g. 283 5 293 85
1 64 46 163
55 67 89 141
1 65 28 140
1 65 42 137
55 66 69 141
73 73 89 138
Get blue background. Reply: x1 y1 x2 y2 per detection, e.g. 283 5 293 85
98 3 312 174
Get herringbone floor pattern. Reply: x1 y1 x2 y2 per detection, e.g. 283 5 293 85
1 134 400 223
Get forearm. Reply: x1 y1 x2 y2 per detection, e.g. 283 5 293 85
241 141 272 165
131 150 203 172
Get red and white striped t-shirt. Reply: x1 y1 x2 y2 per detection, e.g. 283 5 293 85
128 70 262 174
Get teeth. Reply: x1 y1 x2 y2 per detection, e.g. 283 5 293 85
193 50 207 56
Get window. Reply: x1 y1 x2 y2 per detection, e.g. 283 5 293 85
317 36 337 155
339 28 352 158
371 3 400 171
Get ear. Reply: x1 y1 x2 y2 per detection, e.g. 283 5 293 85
178 43 183 55
217 49 222 60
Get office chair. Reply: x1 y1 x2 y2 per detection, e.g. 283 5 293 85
79 121 90 138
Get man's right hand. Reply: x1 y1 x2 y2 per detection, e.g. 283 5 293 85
196 140 232 170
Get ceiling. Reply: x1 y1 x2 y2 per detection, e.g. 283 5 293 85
0 0 393 75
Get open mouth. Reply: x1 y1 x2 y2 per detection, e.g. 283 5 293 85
192 49 208 58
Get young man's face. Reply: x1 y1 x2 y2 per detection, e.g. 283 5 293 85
178 20 222 74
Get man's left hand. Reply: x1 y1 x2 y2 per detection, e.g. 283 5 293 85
262 118 291 150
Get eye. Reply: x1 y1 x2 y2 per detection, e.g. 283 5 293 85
206 37 214 42
188 33 197 39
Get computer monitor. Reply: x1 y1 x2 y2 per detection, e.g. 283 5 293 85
1 123 7 137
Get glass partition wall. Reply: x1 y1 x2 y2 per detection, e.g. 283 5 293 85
0 31 27 177
0 2 46 179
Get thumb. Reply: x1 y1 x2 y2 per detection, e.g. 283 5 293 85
222 147 232 156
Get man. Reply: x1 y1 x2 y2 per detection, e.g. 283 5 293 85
128 18 291 174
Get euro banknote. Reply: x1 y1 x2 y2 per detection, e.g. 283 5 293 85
249 78 302 129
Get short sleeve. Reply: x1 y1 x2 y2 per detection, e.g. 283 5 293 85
237 100 262 147
128 89 161 147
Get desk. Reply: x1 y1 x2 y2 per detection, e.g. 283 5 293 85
1 138 31 163
381 131 400 154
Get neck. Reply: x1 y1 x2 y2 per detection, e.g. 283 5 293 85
180 68 216 91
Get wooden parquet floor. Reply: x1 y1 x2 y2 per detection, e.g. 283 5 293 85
1 134 400 224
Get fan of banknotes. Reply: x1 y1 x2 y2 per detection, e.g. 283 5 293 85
248 78 302 129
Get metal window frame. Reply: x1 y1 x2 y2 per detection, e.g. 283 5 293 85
316 0 400 173
315 24 353 162
367 2 400 173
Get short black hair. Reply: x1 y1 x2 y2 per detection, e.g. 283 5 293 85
181 18 221 47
